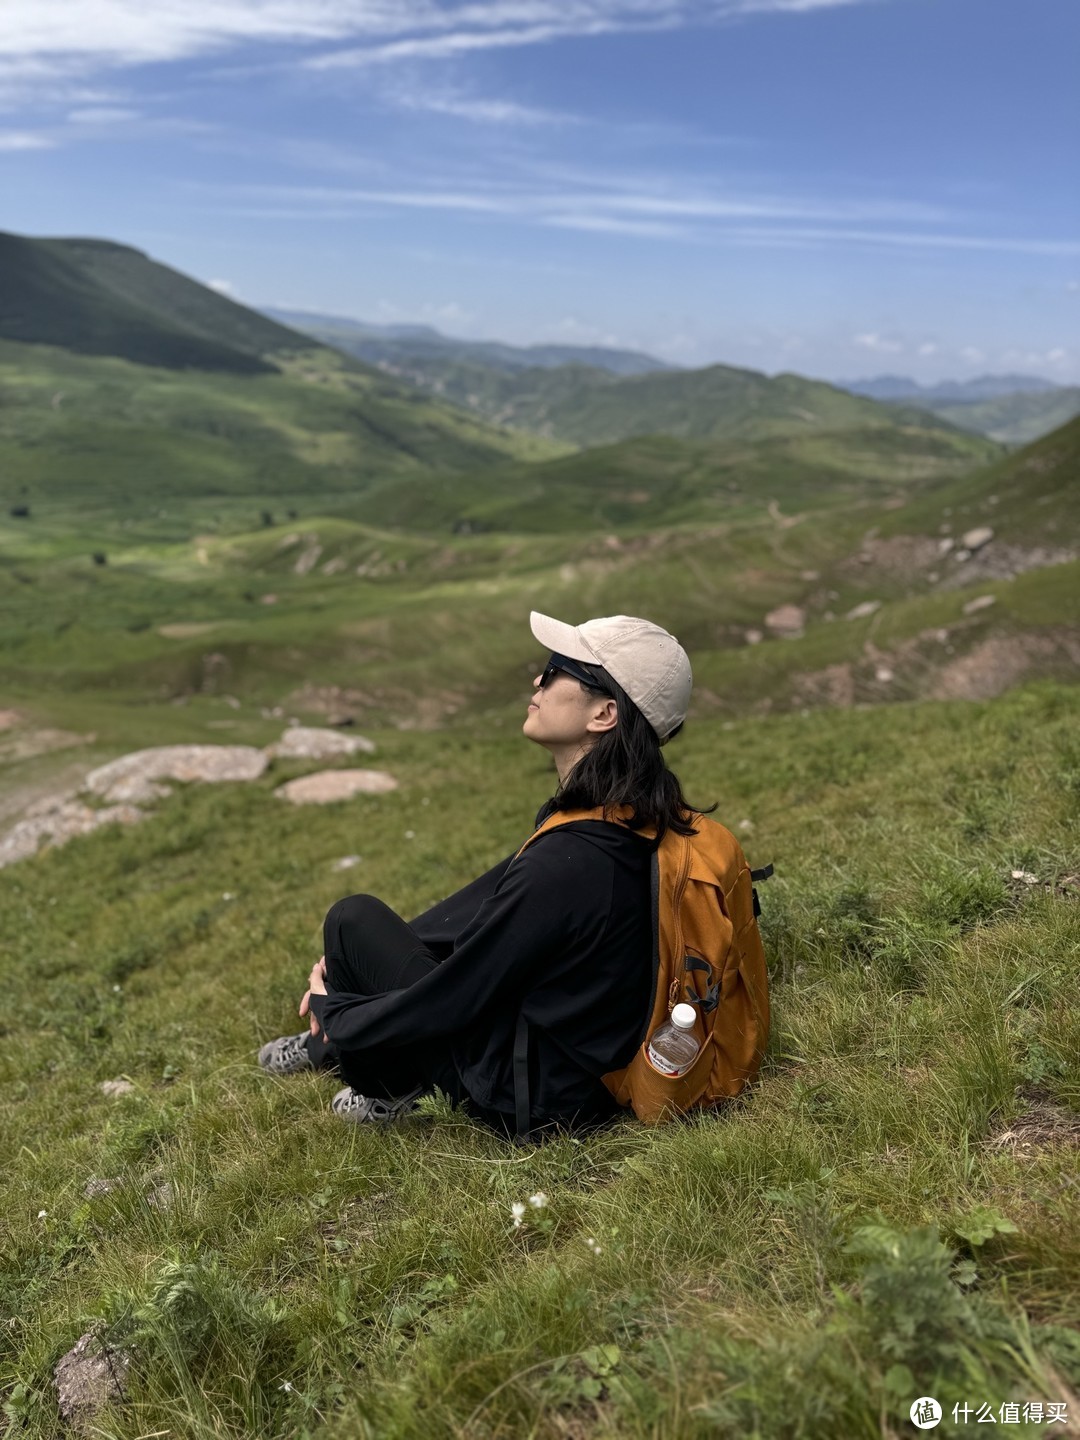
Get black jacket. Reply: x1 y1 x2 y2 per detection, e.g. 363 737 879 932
319 805 655 1124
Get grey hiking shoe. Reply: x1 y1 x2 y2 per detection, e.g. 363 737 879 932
258 1033 314 1075
331 1084 425 1124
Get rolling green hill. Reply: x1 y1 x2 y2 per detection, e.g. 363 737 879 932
878 412 1080 547
283 313 991 454
338 421 999 535
469 362 972 449
924 388 1080 446
0 339 558 541
0 232 311 374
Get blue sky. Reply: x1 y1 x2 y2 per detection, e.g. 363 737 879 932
2 0 1078 381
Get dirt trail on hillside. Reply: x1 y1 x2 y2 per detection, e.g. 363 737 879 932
0 758 97 826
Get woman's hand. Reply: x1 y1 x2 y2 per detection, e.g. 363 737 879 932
299 955 327 1037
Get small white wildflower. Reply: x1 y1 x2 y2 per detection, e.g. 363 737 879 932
528 1192 548 1210
404 830 416 840
37 1210 47 1219
584 1236 602 1255
112 984 122 993
279 1380 294 1393
510 1201 527 1228
222 892 235 901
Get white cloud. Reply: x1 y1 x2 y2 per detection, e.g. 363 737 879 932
371 296 479 332
207 278 236 294
853 332 903 354
207 170 1080 266
727 224 1080 258
382 79 575 125
918 341 938 356
67 105 139 123
541 314 627 347
960 345 985 365
305 14 679 70
0 0 888 101
544 212 690 239
220 176 954 230
0 129 55 149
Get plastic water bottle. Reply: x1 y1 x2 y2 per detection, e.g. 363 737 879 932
646 1002 700 1077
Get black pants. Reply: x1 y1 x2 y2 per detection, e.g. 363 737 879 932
309 893 605 1140
310 893 467 1104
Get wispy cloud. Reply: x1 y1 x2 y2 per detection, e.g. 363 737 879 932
544 212 691 239
305 15 678 70
0 0 886 99
0 129 55 150
210 173 1078 262
67 106 140 124
381 77 577 125
728 224 1080 258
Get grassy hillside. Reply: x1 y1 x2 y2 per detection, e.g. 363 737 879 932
288 330 998 458
878 413 1080 547
1 687 1078 1438
0 340 558 542
0 418 1074 755
343 423 999 535
0 233 310 374
925 388 1080 446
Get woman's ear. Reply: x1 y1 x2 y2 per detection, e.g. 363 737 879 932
585 698 619 735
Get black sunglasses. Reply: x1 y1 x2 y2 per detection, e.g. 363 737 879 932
539 652 609 692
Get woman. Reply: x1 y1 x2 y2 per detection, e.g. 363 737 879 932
258 609 699 1138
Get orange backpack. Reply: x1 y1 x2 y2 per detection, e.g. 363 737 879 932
517 806 771 1127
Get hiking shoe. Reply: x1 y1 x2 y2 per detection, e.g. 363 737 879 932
258 1033 314 1076
331 1084 425 1124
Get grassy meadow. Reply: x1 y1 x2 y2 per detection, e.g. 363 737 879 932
1 325 1078 1437
2 689 1079 1439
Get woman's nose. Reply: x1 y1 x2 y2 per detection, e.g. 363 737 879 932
532 674 543 688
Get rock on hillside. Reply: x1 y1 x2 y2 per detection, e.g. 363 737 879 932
266 727 375 760
0 797 143 869
84 745 268 805
276 770 399 804
53 1328 130 1432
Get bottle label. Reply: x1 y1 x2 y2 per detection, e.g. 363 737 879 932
645 1042 694 1078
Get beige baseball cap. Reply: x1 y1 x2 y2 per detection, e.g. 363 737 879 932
530 610 692 742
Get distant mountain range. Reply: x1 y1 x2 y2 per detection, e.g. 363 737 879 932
841 374 1062 403
839 372 1080 445
263 306 989 452
262 308 671 378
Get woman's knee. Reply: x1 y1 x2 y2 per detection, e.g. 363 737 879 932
325 893 387 936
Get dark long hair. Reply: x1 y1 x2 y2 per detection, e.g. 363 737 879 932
554 661 712 845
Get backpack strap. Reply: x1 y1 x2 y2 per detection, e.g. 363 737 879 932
750 862 773 917
510 805 634 1141
513 1014 531 1143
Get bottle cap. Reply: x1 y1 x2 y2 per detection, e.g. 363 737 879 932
671 1003 697 1030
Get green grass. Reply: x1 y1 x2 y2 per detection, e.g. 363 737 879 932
1 686 1078 1438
